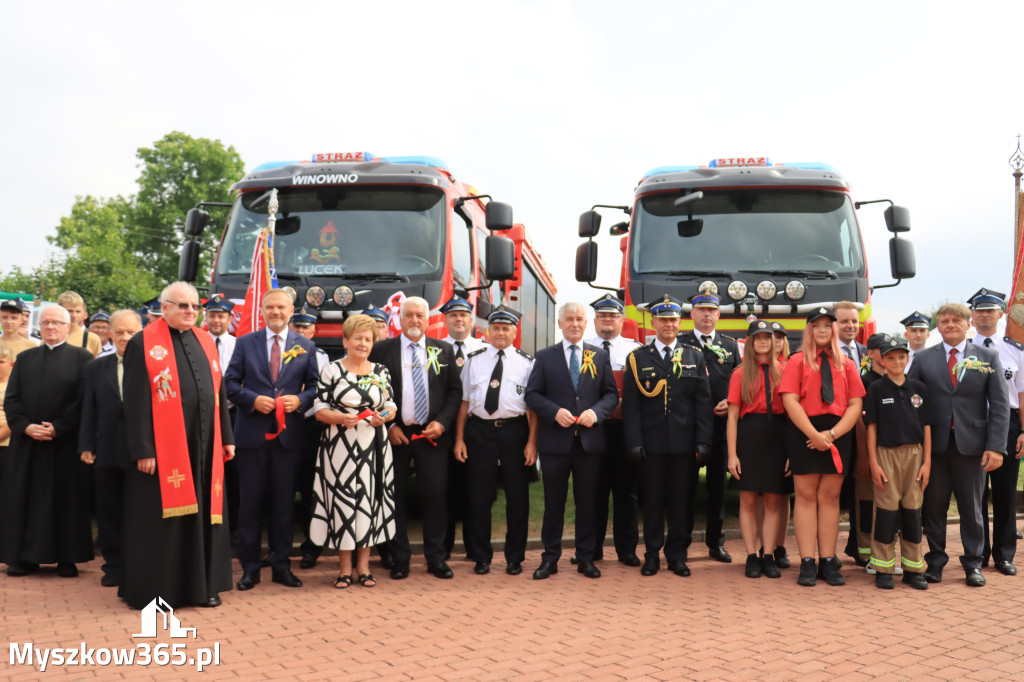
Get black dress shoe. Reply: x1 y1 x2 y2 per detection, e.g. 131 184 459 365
965 568 986 587
5 562 39 577
427 561 454 579
902 572 929 590
874 573 895 589
56 562 79 578
272 569 303 588
923 566 942 583
619 554 641 567
506 561 523 576
708 546 732 563
260 553 272 568
1017 530 1023 540
473 562 490 575
641 556 660 576
299 554 318 570
533 561 558 580
668 559 691 577
389 564 410 580
202 595 222 607
577 560 601 578
378 548 395 570
995 561 1017 576
100 574 119 587
570 556 579 565
236 571 261 591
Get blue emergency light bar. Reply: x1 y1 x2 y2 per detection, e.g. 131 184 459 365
641 159 840 180
249 154 449 174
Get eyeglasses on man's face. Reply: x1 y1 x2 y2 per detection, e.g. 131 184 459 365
165 301 201 311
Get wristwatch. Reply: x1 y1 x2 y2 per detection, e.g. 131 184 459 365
828 428 837 440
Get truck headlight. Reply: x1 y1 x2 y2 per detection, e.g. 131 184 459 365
727 281 748 301
785 280 806 301
306 286 326 307
333 286 354 307
756 281 777 301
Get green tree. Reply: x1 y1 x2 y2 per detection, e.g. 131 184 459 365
0 195 158 309
132 131 245 283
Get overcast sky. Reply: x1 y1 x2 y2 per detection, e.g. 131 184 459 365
2 1 1022 335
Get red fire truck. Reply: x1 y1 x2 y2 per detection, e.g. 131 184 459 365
179 153 557 355
575 157 915 345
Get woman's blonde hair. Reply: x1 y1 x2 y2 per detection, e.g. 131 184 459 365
343 314 378 340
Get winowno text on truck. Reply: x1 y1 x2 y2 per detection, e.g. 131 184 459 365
178 152 557 357
575 157 916 345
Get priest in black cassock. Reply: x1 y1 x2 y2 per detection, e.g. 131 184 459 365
3 304 94 577
120 282 235 609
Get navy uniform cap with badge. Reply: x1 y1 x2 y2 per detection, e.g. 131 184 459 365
205 293 234 314
363 302 388 323
900 311 930 329
441 295 473 315
289 306 318 327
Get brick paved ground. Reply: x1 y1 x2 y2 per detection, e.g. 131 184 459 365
3 524 1023 680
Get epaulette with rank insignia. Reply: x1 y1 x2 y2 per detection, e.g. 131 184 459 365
1005 337 1024 351
515 348 534 360
467 348 487 358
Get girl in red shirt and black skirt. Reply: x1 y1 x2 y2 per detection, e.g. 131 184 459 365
727 320 787 578
780 308 865 587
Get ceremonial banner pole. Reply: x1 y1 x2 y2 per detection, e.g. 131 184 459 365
1008 138 1024 344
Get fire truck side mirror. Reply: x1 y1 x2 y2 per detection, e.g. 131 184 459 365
484 235 515 281
883 205 911 233
178 239 201 283
485 202 514 231
609 221 630 235
579 211 601 238
184 208 210 237
889 237 916 279
575 241 598 283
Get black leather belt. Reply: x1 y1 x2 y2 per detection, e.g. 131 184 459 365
469 415 526 428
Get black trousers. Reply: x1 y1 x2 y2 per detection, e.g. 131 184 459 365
95 466 126 579
236 441 300 573
389 426 449 566
297 420 322 555
923 430 986 571
593 420 639 559
539 436 599 564
688 430 726 549
444 450 470 558
464 417 531 564
643 451 694 562
982 414 1022 564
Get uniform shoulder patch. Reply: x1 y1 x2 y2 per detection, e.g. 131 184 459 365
1004 336 1024 351
467 348 487 358
515 348 534 360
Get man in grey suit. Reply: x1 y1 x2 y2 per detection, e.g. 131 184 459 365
908 303 1010 587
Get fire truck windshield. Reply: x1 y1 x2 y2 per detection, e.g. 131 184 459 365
216 186 447 279
631 189 865 277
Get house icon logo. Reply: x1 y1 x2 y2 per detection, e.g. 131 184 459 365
132 597 197 639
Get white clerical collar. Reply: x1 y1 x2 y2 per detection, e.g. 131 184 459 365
45 340 67 350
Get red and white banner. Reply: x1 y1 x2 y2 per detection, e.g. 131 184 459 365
234 228 276 336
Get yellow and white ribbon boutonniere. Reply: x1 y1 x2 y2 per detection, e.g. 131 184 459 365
952 355 995 382
357 372 388 392
671 347 685 377
282 344 307 364
580 349 598 378
425 346 445 375
860 354 872 375
704 341 731 364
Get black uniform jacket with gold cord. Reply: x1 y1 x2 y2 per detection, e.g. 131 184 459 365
621 342 714 456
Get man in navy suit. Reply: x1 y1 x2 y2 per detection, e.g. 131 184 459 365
225 289 319 591
369 296 463 580
525 302 619 580
908 302 1010 587
79 309 142 587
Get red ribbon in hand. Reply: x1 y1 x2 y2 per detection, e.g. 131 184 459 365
830 443 843 474
265 395 287 441
411 433 438 446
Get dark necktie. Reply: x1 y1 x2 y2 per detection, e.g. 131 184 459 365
819 351 834 404
485 350 504 415
216 336 221 351
663 345 672 363
455 340 465 361
702 334 711 345
569 344 580 390
984 338 993 348
602 340 611 353
270 335 281 383
842 345 854 361
762 363 772 416
948 348 958 387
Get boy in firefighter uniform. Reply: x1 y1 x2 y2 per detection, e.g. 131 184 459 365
622 295 713 577
865 336 931 590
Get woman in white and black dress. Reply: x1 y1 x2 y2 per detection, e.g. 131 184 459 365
311 314 396 588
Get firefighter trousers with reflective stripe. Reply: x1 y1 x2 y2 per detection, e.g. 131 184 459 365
870 444 925 574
